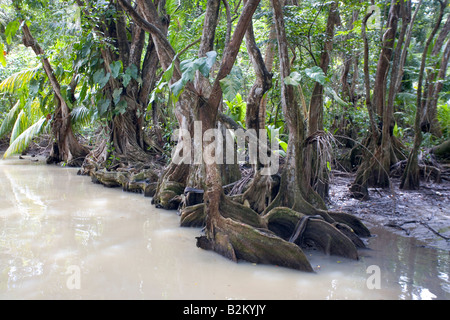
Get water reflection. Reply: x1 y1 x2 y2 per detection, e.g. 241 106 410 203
358 225 450 300
0 158 449 299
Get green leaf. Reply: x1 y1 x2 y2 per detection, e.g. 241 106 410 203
304 66 327 85
284 71 302 86
121 73 132 87
93 69 110 89
0 43 6 67
197 51 217 77
5 20 20 45
393 122 399 137
162 59 176 83
0 101 20 139
10 110 28 144
98 99 110 116
220 76 240 101
125 64 139 81
115 100 127 115
71 105 94 127
112 88 123 105
170 78 185 97
110 61 122 79
169 51 217 97
220 65 244 101
79 82 88 103
277 138 288 152
0 66 41 93
3 117 47 159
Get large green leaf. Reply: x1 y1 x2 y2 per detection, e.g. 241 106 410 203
0 66 41 93
10 110 28 144
197 51 217 77
170 51 217 97
3 117 47 159
284 71 302 86
110 61 123 79
112 88 123 105
93 69 110 89
5 20 20 45
0 101 20 139
304 66 327 85
219 66 243 101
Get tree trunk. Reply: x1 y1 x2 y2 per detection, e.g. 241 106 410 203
421 15 450 137
120 0 370 271
244 7 273 171
431 139 450 159
306 1 339 199
77 0 161 177
401 0 448 190
350 1 402 198
19 19 88 167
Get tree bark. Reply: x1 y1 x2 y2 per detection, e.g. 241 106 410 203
306 1 339 199
76 0 162 177
19 17 88 166
421 14 450 137
350 1 402 198
244 4 272 170
401 0 448 190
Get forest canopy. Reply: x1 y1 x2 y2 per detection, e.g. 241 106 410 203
0 0 449 271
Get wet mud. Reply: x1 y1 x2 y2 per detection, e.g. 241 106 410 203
328 171 450 252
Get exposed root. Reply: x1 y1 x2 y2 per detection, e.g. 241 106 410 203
196 215 314 272
263 207 360 259
88 165 161 198
180 193 266 228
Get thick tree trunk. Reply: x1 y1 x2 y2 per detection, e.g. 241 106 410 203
431 139 450 159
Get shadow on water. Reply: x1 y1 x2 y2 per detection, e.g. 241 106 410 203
0 157 448 299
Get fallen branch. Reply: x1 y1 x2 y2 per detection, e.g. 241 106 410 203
385 220 450 241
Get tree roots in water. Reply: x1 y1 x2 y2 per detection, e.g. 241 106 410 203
183 188 369 272
85 157 370 272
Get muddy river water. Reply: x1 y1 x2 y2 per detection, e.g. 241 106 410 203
0 158 449 300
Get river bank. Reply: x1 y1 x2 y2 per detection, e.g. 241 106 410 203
5 136 450 252
328 170 450 252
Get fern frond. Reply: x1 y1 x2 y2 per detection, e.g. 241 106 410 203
3 117 47 159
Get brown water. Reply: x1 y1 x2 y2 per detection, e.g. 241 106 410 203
0 158 449 300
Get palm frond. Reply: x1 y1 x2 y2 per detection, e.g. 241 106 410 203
0 100 20 139
9 109 28 144
3 117 47 159
0 65 41 94
71 104 95 127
